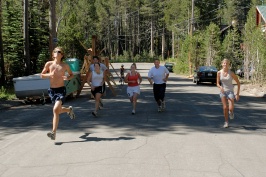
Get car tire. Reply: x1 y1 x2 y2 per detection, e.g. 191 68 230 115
196 80 200 85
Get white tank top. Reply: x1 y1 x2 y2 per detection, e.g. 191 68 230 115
91 71 103 87
220 70 234 92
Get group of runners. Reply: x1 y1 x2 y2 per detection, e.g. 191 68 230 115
41 47 240 140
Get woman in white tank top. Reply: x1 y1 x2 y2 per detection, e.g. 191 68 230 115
87 63 106 117
217 59 240 128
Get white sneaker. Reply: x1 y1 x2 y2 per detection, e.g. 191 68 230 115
132 110 135 115
229 111 234 119
92 111 98 117
68 106 76 119
223 122 229 128
161 101 165 111
158 106 162 112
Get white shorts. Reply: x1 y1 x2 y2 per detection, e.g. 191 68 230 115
127 86 140 97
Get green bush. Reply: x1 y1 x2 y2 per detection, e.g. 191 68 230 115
0 86 16 100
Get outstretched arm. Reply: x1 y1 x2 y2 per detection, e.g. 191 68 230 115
138 73 142 85
216 71 224 93
41 62 51 79
231 72 240 101
63 64 74 80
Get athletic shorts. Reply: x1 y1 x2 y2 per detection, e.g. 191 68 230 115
127 86 140 97
220 91 235 99
48 86 66 105
91 86 104 97
153 83 166 101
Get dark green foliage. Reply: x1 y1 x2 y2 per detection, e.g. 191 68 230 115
1 0 265 85
221 27 243 71
2 1 24 78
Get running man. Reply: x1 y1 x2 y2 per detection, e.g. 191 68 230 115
148 59 169 112
41 47 75 140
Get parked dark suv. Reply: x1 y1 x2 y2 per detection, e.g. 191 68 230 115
193 66 218 85
164 62 174 72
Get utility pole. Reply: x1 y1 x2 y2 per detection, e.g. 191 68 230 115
23 0 30 75
188 0 194 77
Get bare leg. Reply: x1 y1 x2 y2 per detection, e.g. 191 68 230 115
221 97 229 123
132 93 138 111
52 100 62 133
60 106 71 114
94 93 102 113
228 98 235 114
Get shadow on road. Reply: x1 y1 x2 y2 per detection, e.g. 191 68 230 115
54 133 135 145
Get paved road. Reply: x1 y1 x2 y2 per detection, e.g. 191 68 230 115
1 63 266 177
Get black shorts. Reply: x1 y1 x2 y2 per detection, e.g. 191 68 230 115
48 86 66 105
153 83 166 101
91 86 104 97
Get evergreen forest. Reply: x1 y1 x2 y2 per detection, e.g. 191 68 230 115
0 0 266 87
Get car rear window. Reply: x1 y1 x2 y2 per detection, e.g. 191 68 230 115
199 66 217 72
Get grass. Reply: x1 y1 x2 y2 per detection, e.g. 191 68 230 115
0 86 16 100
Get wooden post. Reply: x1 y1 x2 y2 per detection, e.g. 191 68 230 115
77 36 117 97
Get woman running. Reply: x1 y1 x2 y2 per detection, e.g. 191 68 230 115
125 63 142 115
217 58 240 128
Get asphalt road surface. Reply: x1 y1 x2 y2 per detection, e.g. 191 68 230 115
0 62 266 177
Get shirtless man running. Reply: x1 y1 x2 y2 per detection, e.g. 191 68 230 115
41 47 76 140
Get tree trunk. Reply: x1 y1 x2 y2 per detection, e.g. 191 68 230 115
0 0 5 85
24 0 30 75
162 27 165 60
172 30 175 58
49 0 56 59
150 19 154 57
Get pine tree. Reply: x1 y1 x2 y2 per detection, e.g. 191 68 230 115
2 0 24 78
221 26 243 72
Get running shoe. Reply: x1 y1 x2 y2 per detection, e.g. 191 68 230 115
229 111 234 120
92 111 98 117
158 106 162 112
68 106 76 119
47 131 56 140
161 101 166 111
132 110 135 115
223 122 229 128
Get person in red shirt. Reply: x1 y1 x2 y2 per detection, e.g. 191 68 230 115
125 63 142 115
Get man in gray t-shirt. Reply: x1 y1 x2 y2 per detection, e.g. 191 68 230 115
89 56 108 72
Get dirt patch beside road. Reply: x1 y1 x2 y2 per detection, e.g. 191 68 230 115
240 83 266 98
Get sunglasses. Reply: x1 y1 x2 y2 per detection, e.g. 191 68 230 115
53 51 62 54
